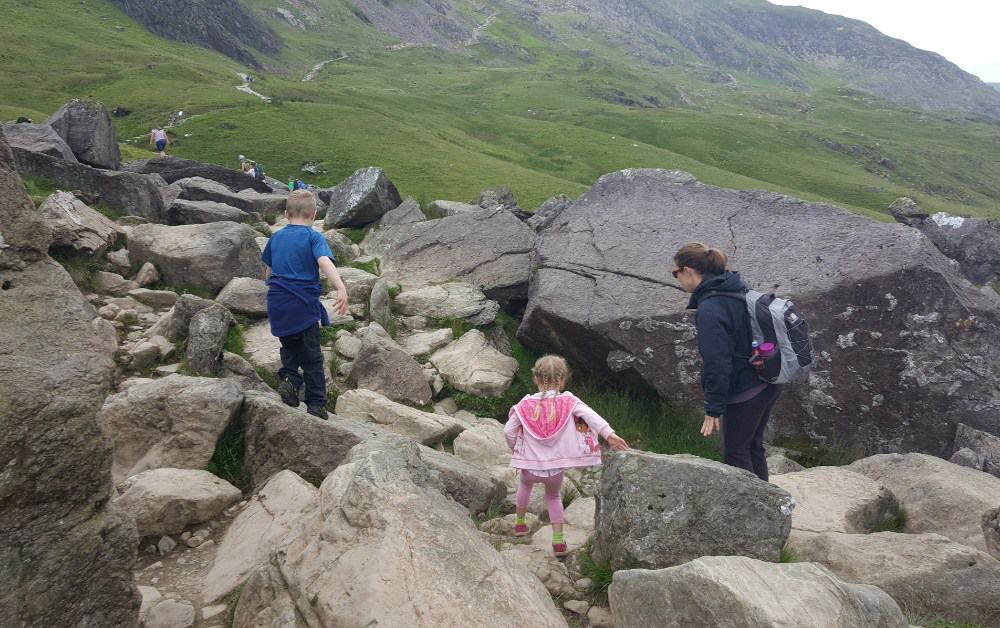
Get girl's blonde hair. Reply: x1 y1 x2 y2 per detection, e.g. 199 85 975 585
531 355 571 423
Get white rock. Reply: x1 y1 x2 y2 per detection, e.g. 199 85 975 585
113 468 242 537
335 388 462 445
564 497 596 531
430 330 518 397
453 420 510 468
564 600 589 615
393 282 499 325
144 598 195 628
401 328 454 356
334 333 362 359
771 466 900 533
203 470 319 603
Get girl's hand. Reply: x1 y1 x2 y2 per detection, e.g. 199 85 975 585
700 415 720 437
607 434 629 451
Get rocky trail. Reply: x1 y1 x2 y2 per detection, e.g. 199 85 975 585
302 55 349 82
235 73 271 102
3 101 1000 628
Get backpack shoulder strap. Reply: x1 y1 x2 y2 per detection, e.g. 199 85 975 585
700 290 747 303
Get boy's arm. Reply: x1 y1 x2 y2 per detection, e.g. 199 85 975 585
318 256 348 315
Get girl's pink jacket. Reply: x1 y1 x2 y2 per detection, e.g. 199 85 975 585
504 391 616 471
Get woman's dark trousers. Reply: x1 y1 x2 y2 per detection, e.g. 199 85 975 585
721 384 782 481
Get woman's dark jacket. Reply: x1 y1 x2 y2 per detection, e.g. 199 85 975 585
687 271 761 418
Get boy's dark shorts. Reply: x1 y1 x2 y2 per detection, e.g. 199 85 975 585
155 139 167 151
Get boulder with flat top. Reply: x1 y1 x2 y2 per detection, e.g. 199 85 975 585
321 167 402 228
1 122 76 161
518 168 1000 456
45 100 121 169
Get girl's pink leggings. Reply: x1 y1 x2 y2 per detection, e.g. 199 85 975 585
515 470 564 524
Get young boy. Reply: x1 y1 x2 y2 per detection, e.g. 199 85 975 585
262 190 349 419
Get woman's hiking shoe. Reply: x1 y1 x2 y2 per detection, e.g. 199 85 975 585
552 542 568 557
306 405 328 420
277 377 299 407
513 523 530 536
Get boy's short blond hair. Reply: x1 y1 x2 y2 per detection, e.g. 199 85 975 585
285 190 318 219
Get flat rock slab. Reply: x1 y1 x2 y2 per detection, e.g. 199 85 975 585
609 556 908 628
393 282 499 325
203 470 319 603
112 468 241 537
430 329 518 398
165 199 251 225
38 191 123 257
335 388 462 446
848 453 1000 555
216 277 268 318
771 466 900 533
124 157 269 192
517 168 1000 456
364 206 535 305
594 451 793 570
788 530 1000 628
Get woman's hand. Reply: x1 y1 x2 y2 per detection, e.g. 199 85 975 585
700 415 720 437
607 434 629 451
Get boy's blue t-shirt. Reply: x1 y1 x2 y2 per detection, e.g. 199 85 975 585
261 225 335 282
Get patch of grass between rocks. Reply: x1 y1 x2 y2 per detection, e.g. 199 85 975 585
206 415 249 493
872 506 908 533
579 541 614 604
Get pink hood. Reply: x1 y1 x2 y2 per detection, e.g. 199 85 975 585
514 394 578 445
505 392 615 472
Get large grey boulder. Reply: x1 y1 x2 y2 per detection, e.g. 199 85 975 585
185 303 234 375
216 277 268 318
892 198 1000 284
335 388 462 445
518 169 1000 456
593 451 794 570
97 375 244 484
788 530 1000 628
953 423 1000 478
771 466 900 533
609 556 908 628
37 191 123 257
164 176 286 213
12 146 166 220
165 198 251 225
379 196 426 226
430 329 519 397
234 438 568 628
349 324 433 406
0 130 139 626
527 194 572 231
112 468 241 537
128 222 265 293
203 470 319 603
123 157 269 192
368 276 393 330
1 122 77 161
364 206 536 305
323 228 357 264
848 453 1000 555
321 166 402 228
45 100 121 169
393 281 500 325
242 392 505 513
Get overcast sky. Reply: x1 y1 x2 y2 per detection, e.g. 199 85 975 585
768 1 1000 82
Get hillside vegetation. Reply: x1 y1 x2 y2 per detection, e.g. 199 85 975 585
1 0 998 217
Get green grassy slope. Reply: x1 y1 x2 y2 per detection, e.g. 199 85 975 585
1 0 998 217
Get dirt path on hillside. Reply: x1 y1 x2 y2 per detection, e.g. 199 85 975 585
303 55 350 82
236 73 271 102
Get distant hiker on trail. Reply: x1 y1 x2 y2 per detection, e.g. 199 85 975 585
240 155 253 174
149 127 168 157
262 190 348 420
287 177 296 192
672 243 782 481
295 178 307 190
252 161 265 183
505 355 628 557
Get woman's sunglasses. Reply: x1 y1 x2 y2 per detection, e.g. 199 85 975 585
671 267 684 279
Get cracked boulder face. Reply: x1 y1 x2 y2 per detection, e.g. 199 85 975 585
518 169 1000 455
363 207 536 307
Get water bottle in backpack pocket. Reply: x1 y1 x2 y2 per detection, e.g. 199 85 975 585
706 290 814 384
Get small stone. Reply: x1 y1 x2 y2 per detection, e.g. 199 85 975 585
157 536 176 556
98 303 120 320
144 598 195 628
195 527 211 538
564 600 589 615
144 561 164 571
575 578 592 590
587 605 614 628
201 604 227 621
143 544 158 555
186 536 204 548
200 540 215 549
135 262 160 287
180 531 191 542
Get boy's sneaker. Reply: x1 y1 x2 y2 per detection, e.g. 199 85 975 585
552 542 568 557
277 377 299 408
513 523 530 537
306 405 328 420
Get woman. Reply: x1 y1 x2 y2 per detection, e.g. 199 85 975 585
672 242 781 481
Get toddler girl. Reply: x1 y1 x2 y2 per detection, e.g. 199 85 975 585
504 355 628 556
